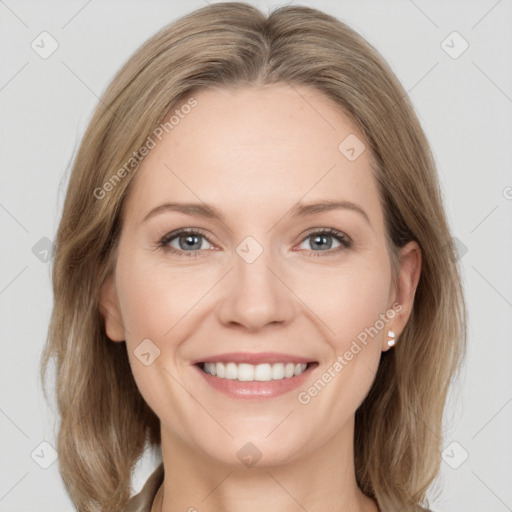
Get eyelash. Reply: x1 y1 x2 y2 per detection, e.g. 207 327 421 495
155 227 353 258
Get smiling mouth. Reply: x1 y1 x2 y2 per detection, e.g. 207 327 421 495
197 361 317 382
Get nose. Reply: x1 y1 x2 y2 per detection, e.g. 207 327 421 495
216 239 296 332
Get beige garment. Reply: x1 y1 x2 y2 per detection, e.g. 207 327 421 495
118 462 164 512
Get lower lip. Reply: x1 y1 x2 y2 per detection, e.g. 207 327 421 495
194 363 317 400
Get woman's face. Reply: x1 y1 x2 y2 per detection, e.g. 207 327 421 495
101 83 420 468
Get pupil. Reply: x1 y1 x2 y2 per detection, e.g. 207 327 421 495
312 234 331 250
180 234 200 250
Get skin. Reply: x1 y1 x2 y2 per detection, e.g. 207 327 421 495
100 83 421 512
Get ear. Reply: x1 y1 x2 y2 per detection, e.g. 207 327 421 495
99 274 125 342
383 240 422 351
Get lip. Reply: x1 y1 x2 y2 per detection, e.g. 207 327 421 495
192 353 318 400
191 352 314 365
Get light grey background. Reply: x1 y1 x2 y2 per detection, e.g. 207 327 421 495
1 1 511 511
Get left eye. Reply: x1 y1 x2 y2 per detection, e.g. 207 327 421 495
296 229 352 255
300 232 338 251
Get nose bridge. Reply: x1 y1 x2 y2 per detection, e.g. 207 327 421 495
217 234 295 330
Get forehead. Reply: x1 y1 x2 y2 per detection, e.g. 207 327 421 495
124 84 383 230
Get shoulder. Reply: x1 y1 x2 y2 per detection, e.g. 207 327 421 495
117 462 164 512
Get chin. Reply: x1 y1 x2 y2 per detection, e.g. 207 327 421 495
196 429 309 469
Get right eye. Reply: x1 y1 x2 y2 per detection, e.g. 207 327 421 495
157 228 214 257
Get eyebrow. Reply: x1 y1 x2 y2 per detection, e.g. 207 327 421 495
142 200 371 227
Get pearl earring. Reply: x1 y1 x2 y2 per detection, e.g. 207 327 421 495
387 329 396 347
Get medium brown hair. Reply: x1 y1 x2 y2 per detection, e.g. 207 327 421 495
40 3 467 511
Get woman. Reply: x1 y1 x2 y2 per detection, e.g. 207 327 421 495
40 3 466 511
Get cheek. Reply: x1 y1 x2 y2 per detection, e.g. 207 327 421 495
116 250 206 344
295 257 391 414
113 251 188 387
301 257 392 349
114 253 206 431
114 251 222 403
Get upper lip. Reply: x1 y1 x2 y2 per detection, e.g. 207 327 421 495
192 352 315 365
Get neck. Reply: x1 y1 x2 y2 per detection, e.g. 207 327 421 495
154 417 378 512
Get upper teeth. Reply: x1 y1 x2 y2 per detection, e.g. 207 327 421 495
203 362 308 381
